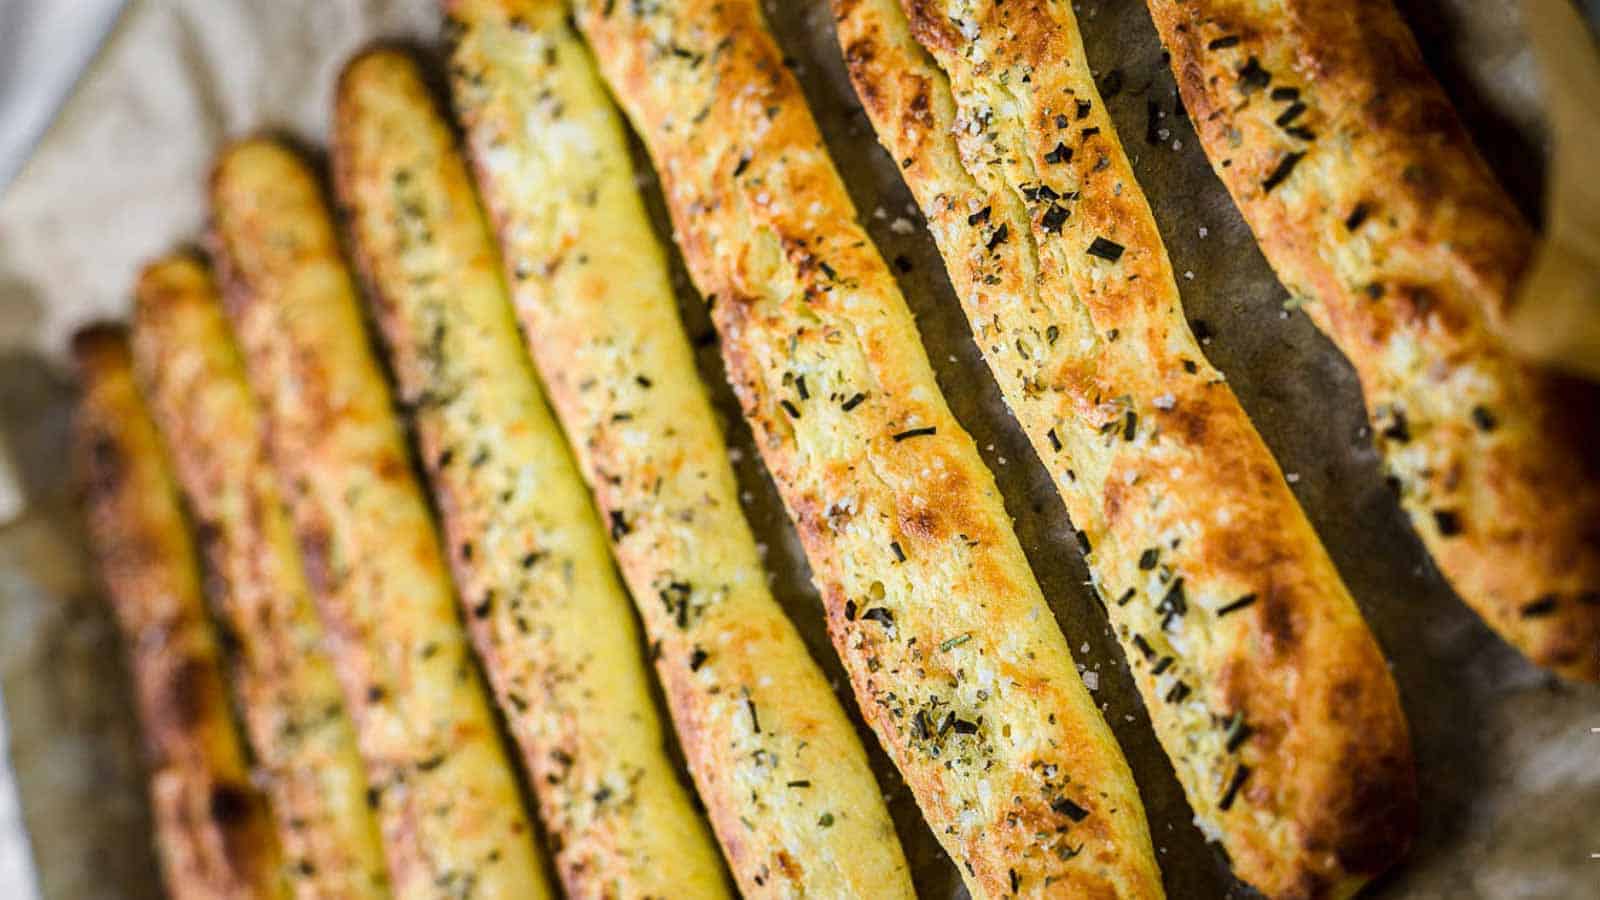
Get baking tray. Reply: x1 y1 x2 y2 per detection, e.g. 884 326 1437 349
0 1 1595 896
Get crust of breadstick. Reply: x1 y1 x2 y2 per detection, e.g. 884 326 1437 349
439 4 915 895
1144 0 1600 681
330 48 730 897
571 0 1165 895
130 256 390 898
73 324 287 900
208 138 551 899
832 1 1417 896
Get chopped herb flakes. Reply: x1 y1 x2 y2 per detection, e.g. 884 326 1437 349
1274 102 1307 127
1216 594 1258 617
1208 35 1241 50
1052 796 1089 822
861 607 895 629
1470 405 1497 432
939 633 973 652
1132 634 1156 659
1044 142 1073 164
1087 237 1125 262
1262 151 1306 193
892 426 938 441
1225 716 1255 752
1219 765 1252 810
1380 410 1411 443
1520 595 1558 617
1238 57 1271 93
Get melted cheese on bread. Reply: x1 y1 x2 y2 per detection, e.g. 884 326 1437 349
131 256 390 898
572 0 1164 894
332 48 730 897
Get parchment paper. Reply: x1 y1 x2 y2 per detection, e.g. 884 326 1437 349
0 1 1596 897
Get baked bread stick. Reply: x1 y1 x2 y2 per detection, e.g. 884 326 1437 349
832 1 1416 896
131 255 391 898
441 4 915 895
209 138 552 899
73 324 287 900
1145 0 1600 680
331 48 729 897
572 1 1163 895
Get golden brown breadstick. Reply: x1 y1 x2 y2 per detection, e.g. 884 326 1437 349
440 4 915 894
209 138 552 899
331 48 730 897
73 324 287 900
832 1 1417 896
572 0 1164 895
131 255 391 898
1144 0 1600 681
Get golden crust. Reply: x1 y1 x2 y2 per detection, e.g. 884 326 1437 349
831 1 1417 896
207 138 552 899
572 0 1163 895
130 255 391 898
1145 0 1600 681
330 48 729 897
72 325 287 900
440 3 915 895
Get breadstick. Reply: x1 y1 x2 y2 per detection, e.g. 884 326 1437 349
1144 0 1600 680
832 1 1417 896
209 138 551 899
73 324 287 900
571 0 1165 895
331 47 730 897
440 4 915 895
131 255 391 897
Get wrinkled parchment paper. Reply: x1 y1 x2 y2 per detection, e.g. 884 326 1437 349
1 1 1597 897
1505 0 1600 379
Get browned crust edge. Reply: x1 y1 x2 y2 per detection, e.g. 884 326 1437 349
1147 0 1600 682
73 324 286 900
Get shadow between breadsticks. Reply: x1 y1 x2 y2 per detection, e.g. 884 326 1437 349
571 0 1167 895
830 1 1417 897
1144 0 1600 681
73 324 288 900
